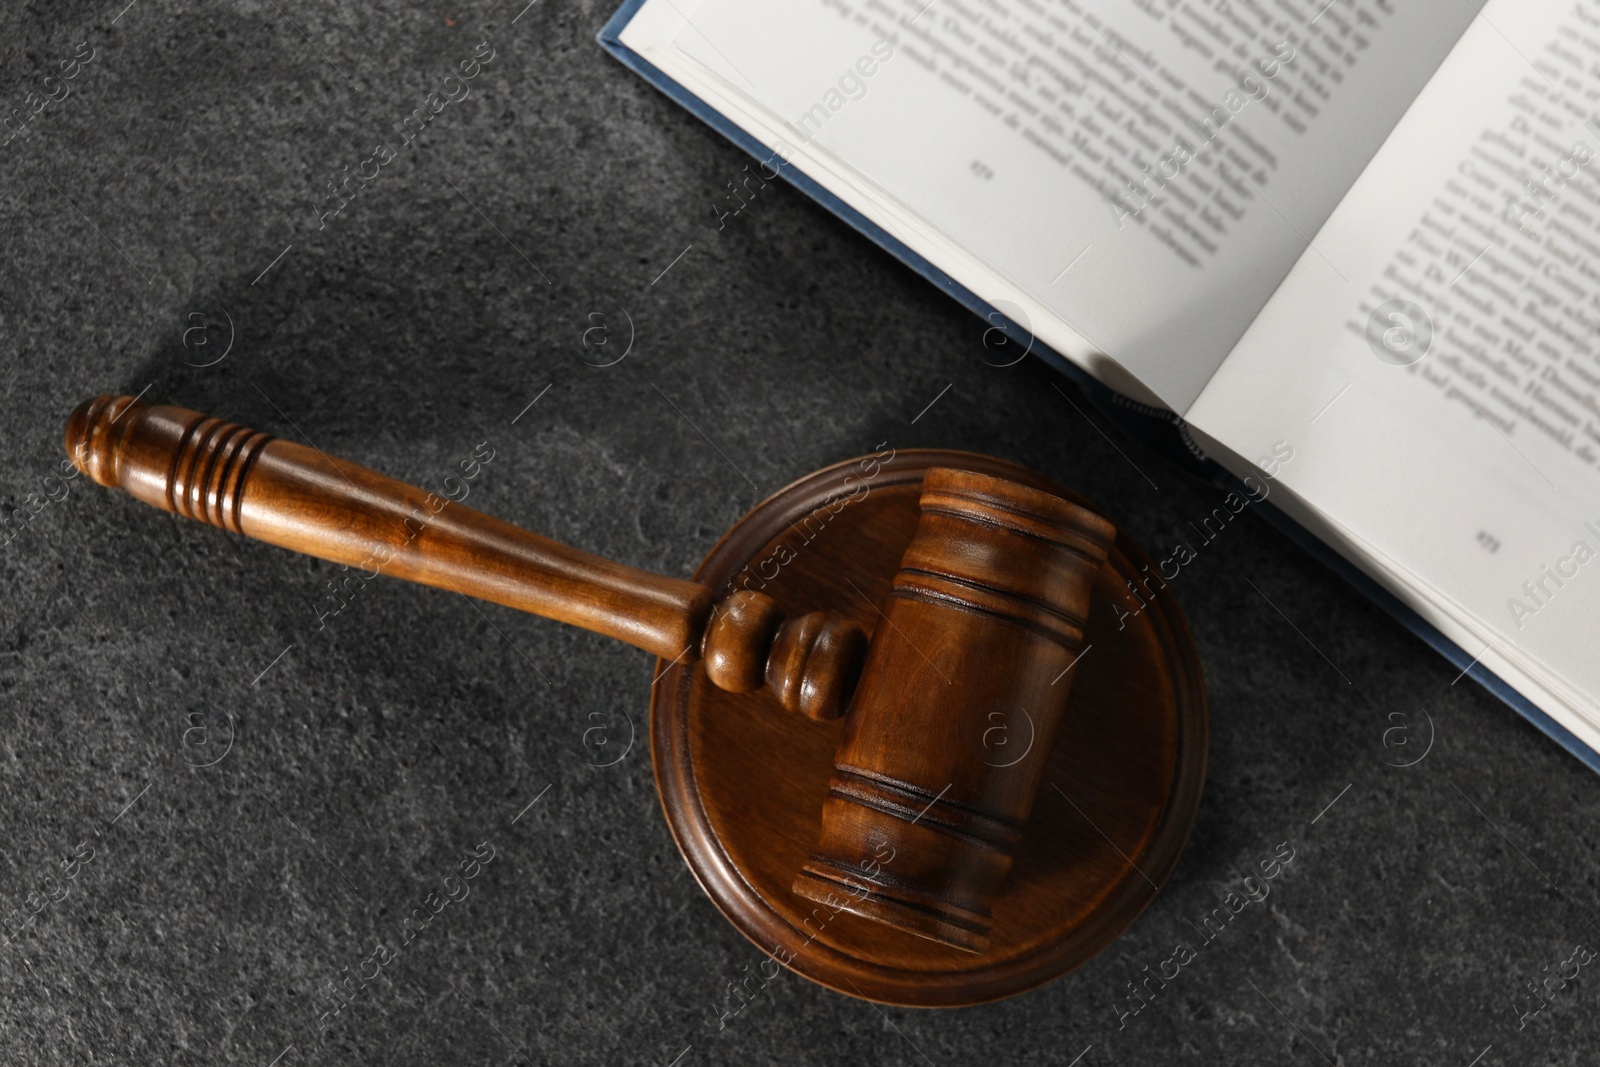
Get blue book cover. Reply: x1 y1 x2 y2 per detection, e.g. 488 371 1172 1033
597 1 1600 775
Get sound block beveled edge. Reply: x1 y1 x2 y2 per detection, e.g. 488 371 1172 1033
651 449 1208 1007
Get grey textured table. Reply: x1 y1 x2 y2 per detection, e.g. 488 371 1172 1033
2 3 1596 1065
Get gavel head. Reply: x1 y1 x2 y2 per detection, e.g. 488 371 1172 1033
791 467 1116 954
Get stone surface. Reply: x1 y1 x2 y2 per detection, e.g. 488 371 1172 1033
0 2 1594 1064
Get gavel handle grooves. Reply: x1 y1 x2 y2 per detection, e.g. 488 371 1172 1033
65 395 866 720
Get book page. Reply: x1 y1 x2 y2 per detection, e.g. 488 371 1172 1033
619 0 1476 410
1188 0 1600 726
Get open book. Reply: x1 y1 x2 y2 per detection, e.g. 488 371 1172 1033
603 0 1600 768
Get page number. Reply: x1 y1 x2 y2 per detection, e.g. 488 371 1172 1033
970 161 994 180
1476 531 1501 554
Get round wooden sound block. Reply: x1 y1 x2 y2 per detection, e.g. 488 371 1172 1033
651 450 1207 1007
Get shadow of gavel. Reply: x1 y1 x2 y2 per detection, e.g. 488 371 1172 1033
66 394 1116 954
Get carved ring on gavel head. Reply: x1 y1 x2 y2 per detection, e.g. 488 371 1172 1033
64 395 1132 963
793 468 1115 953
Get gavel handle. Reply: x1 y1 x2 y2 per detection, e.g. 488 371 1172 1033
65 395 865 720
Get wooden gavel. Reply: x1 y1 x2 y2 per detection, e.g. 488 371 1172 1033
67 395 1117 954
